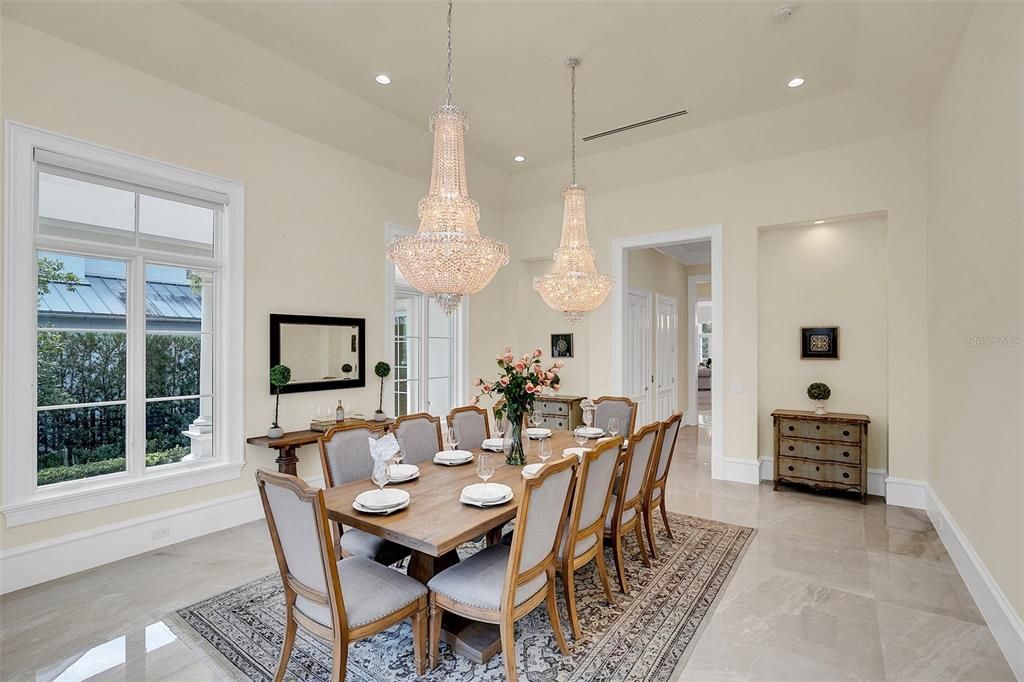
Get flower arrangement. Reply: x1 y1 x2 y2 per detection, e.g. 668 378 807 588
473 347 563 465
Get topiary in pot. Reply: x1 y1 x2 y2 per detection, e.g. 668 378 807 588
374 361 391 421
341 362 354 378
268 364 292 438
807 382 831 415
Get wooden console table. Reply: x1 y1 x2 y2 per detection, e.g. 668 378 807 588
246 417 394 475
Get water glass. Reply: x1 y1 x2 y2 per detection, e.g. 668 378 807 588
539 437 552 463
493 413 506 439
476 452 494 494
371 461 390 492
448 425 461 451
607 417 621 438
583 409 594 428
574 426 588 448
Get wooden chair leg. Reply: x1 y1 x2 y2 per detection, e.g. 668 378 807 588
411 603 428 676
595 548 616 605
634 523 651 567
611 532 629 594
428 596 443 670
643 508 659 560
330 633 348 682
499 619 519 682
659 499 673 539
545 580 571 655
562 563 582 640
274 610 297 682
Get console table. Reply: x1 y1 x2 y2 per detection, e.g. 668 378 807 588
771 409 870 503
247 417 394 475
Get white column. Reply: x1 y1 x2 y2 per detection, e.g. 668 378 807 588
183 272 214 461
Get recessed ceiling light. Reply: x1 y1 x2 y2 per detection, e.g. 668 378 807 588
813 220 826 224
787 77 805 88
375 74 392 85
513 155 526 163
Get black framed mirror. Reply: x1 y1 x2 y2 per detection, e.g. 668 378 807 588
269 314 366 393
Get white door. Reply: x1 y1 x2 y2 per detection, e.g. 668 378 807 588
655 294 678 419
624 287 652 425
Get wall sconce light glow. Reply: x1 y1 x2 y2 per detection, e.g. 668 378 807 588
513 155 526 163
375 74 392 85
813 220 826 224
787 77 805 88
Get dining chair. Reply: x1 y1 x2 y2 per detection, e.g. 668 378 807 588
604 421 661 594
427 456 577 682
393 412 444 465
641 412 683 560
593 396 638 436
446 405 490 450
319 424 411 567
256 470 429 680
558 436 622 639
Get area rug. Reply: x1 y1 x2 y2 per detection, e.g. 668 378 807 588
174 513 753 681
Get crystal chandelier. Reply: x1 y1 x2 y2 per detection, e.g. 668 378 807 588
386 0 509 315
533 58 613 325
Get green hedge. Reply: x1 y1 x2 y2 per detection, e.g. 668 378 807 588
36 446 190 486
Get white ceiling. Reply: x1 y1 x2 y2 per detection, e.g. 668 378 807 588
656 241 712 267
2 1 973 204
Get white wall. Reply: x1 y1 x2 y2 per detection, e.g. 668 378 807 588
757 217 889 469
926 1 1024 625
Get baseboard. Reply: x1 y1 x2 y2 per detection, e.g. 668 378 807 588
883 476 927 509
718 456 760 485
926 484 1024 680
757 457 887 496
0 488 264 595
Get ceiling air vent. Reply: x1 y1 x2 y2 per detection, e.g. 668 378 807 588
582 109 688 142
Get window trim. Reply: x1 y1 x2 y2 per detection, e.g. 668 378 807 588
2 121 245 527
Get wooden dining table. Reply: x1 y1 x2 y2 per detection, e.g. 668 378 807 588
322 429 599 664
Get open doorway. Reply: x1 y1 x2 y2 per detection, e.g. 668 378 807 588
611 225 724 480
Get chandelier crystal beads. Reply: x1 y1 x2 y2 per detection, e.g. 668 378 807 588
386 0 509 315
533 58 613 325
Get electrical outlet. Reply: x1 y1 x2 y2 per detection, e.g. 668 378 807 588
151 526 170 540
730 382 744 393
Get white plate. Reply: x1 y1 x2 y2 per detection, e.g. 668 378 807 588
435 449 474 462
459 491 513 508
353 497 410 515
433 454 473 466
526 427 552 439
521 463 544 477
579 427 604 438
462 482 512 504
481 438 505 452
355 488 410 511
562 447 589 460
387 464 420 482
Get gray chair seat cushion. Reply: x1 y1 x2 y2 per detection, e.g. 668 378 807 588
295 556 426 629
428 545 546 611
341 528 410 566
605 494 636 530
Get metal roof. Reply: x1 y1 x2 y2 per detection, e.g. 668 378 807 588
38 276 200 322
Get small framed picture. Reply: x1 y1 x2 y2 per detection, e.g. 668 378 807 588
551 333 574 358
801 327 839 359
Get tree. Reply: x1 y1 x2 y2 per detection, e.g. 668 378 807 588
37 256 80 296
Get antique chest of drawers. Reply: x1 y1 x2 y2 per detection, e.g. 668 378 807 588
533 395 585 431
771 409 870 503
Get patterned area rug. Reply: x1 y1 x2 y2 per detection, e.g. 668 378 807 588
175 513 752 681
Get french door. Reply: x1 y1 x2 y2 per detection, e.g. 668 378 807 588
624 287 652 425
393 287 458 418
655 294 678 419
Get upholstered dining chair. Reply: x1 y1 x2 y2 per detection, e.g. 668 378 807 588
256 470 429 681
393 412 444 465
557 436 622 639
446 405 490 450
593 396 638 436
604 421 661 594
642 412 683 560
427 456 577 682
318 423 411 567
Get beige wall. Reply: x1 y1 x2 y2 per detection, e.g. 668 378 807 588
503 131 929 478
0 20 507 549
926 3 1024 618
757 217 889 469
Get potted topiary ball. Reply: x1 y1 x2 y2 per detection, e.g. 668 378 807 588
268 364 292 438
807 382 832 415
341 362 353 379
374 361 391 422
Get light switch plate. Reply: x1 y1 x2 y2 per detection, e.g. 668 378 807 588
730 382 744 393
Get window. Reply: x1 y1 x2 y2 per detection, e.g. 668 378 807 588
3 123 244 525
697 315 712 364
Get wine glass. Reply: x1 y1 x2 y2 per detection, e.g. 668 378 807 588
493 413 506 439
371 461 390 493
448 425 461 452
529 410 542 430
607 417 621 439
538 437 552 464
583 408 594 429
574 426 588 448
476 452 494 495
391 436 406 477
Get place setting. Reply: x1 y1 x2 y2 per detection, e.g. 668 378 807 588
352 452 411 515
460 453 513 507
522 436 553 478
434 423 475 466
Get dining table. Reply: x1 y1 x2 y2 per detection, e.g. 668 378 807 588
322 428 613 664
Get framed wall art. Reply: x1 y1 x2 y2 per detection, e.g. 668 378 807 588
801 326 839 359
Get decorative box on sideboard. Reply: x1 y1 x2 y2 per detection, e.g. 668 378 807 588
771 409 870 504
534 395 584 431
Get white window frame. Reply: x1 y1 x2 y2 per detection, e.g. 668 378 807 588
2 122 245 526
383 223 468 418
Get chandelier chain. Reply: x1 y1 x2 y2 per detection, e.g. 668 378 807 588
446 0 454 105
570 60 576 185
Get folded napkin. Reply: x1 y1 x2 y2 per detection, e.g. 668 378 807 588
368 433 401 463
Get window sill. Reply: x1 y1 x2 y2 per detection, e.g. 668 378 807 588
1 460 245 527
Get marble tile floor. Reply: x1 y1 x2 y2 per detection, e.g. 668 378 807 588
0 424 1014 681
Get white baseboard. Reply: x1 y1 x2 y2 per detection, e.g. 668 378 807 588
717 456 760 485
0 488 263 594
926 484 1024 680
757 457 886 496
883 476 928 509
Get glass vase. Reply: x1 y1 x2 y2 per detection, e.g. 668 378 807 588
505 416 527 466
